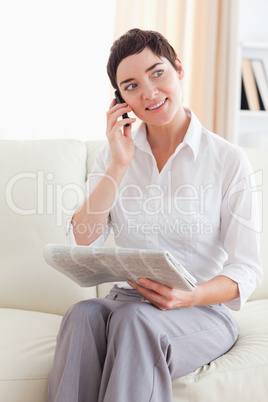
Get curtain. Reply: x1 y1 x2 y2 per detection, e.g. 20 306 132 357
113 0 240 141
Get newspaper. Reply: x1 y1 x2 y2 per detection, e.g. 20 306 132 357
43 244 197 292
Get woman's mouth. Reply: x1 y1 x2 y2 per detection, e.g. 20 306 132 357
146 98 167 111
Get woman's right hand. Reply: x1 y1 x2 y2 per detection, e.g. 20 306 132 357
106 99 136 168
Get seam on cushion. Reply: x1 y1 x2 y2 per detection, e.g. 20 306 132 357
0 376 48 382
173 364 268 383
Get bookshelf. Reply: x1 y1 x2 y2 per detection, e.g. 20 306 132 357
235 1 268 148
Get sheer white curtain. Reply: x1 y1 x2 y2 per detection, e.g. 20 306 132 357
0 0 116 140
114 0 239 141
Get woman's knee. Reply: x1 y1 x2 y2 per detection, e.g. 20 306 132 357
106 302 166 361
63 298 112 327
107 302 153 337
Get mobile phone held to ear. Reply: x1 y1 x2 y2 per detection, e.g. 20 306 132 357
114 90 130 127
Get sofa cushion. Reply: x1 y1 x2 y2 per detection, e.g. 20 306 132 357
0 140 96 315
85 140 106 174
0 308 62 402
1 300 267 402
172 299 268 401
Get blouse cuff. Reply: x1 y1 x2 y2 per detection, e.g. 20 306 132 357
65 217 77 245
218 265 258 310
65 215 112 247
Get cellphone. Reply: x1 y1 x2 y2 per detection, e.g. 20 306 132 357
114 90 130 127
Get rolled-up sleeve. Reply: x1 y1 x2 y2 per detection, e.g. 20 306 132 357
219 148 263 310
65 215 112 246
65 143 112 247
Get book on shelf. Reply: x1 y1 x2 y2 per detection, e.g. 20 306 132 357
241 59 261 110
241 76 249 110
251 59 268 111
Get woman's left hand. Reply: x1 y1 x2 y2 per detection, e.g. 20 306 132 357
127 278 197 310
128 275 239 310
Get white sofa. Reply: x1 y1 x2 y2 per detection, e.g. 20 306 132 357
0 139 268 402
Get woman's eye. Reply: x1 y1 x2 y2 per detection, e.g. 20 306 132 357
153 70 164 77
125 83 137 91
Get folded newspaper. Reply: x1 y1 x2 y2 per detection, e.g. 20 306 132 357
44 244 197 292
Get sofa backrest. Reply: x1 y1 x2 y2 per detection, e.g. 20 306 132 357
0 140 97 316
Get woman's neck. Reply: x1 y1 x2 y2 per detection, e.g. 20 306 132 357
146 107 190 152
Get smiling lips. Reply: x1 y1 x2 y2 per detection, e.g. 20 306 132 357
146 98 167 111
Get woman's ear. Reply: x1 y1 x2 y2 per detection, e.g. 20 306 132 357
175 58 184 80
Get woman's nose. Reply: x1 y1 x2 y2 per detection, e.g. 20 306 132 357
142 84 158 100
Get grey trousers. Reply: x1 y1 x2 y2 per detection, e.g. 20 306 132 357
47 286 239 402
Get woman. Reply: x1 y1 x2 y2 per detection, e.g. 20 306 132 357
48 29 262 402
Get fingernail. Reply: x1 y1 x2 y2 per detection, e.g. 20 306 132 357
139 278 146 284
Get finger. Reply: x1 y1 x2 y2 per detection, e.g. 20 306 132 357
106 117 136 140
106 105 132 133
138 278 171 295
137 278 178 305
127 280 163 301
109 98 117 109
114 117 136 131
128 280 170 310
108 104 132 120
108 100 128 115
123 118 136 137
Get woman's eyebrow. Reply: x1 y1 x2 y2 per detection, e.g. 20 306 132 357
120 77 135 87
145 62 164 73
119 62 164 87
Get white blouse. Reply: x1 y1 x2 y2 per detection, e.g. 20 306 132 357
66 108 263 311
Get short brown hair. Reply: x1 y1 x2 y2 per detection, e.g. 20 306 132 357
107 28 179 90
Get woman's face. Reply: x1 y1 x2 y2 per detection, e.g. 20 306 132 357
116 47 184 127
